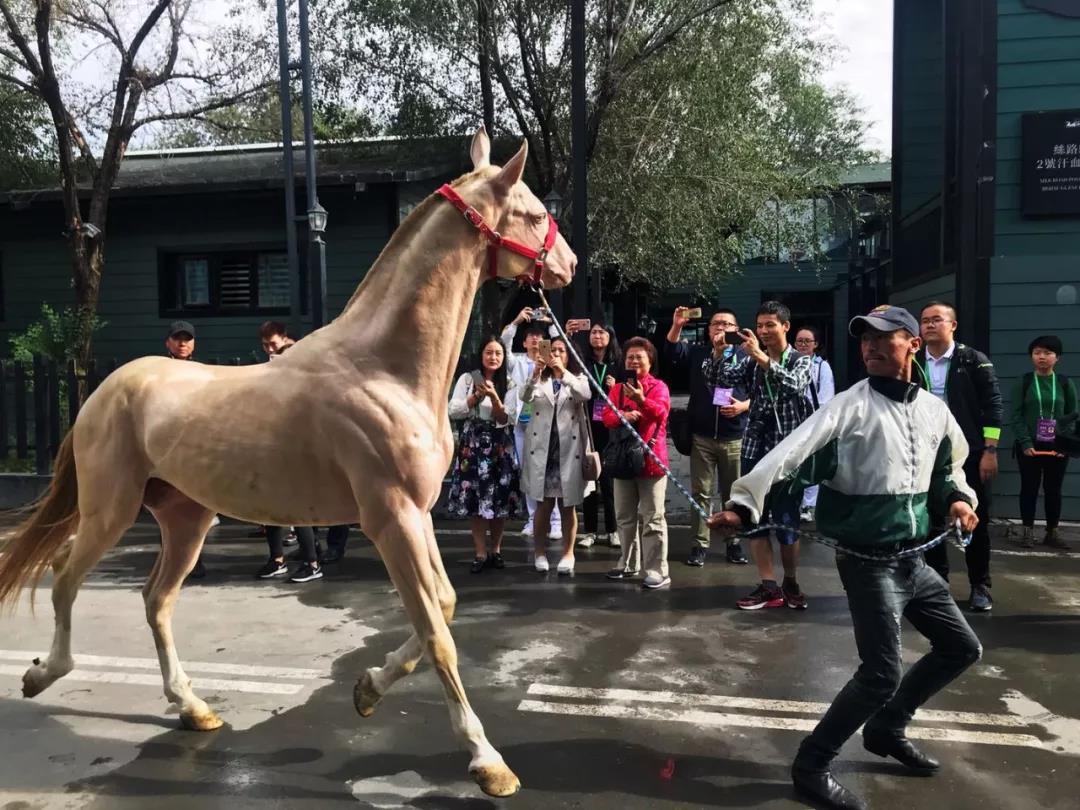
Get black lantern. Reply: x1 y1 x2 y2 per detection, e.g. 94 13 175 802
543 189 564 219
307 202 328 239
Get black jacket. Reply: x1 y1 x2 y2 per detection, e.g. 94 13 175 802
914 342 1003 463
664 340 748 441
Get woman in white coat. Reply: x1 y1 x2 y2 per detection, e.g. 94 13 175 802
519 336 592 574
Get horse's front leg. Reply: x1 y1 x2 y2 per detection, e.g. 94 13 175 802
369 501 518 797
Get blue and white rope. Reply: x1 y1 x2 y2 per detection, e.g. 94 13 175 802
533 294 972 563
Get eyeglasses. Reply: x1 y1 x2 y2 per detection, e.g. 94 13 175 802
710 321 737 329
794 338 816 345
920 317 952 327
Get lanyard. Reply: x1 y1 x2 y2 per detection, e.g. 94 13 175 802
1033 373 1057 419
591 362 607 388
916 350 951 396
762 347 791 402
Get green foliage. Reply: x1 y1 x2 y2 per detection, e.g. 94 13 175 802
8 304 106 366
0 88 55 189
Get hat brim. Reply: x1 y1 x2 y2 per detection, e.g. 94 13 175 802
849 315 908 337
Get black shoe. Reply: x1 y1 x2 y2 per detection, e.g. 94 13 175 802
255 558 288 579
289 562 323 583
726 542 749 565
791 766 867 810
470 556 487 574
489 551 505 569
606 568 639 580
187 559 207 580
321 548 344 563
685 545 707 567
281 531 298 547
969 584 993 612
863 732 940 774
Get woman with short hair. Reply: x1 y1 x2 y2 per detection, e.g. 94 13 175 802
1010 334 1076 550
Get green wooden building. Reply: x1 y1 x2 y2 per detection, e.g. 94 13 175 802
885 0 1080 519
0 138 469 362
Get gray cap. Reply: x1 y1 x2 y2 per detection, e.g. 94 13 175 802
168 320 196 338
849 305 919 337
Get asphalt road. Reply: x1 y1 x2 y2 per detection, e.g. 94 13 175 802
1 519 1077 810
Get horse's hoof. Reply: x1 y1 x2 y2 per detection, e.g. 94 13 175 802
179 710 224 731
353 671 382 718
472 763 521 798
22 669 47 699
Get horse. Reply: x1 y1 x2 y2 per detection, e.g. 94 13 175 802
0 127 576 798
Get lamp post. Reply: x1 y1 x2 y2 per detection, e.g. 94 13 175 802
298 0 327 331
570 0 592 316
543 189 564 219
274 0 301 338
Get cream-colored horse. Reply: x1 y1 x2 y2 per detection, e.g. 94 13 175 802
0 128 575 797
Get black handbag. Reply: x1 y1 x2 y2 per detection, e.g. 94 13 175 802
602 388 658 479
669 407 692 456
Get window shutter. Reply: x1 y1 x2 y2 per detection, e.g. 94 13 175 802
219 255 254 309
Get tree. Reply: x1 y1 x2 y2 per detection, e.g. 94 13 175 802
0 83 54 187
314 0 869 295
0 0 277 368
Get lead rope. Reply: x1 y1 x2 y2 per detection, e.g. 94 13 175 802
533 293 971 562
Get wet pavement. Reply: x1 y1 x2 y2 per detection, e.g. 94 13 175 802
1 518 1078 810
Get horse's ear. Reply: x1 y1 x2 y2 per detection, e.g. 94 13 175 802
493 140 528 196
470 126 491 169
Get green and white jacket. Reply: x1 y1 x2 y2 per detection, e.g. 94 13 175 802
727 376 977 549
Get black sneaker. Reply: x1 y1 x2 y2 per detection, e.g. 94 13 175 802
725 542 749 565
256 559 288 579
489 552 505 569
281 531 298 547
606 568 640 580
470 556 486 573
187 558 207 580
685 545 707 567
289 562 323 583
969 584 992 612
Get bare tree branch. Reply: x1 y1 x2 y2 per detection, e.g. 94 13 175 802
0 69 35 93
0 0 44 76
131 80 277 128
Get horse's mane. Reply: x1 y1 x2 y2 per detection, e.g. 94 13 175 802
341 167 492 312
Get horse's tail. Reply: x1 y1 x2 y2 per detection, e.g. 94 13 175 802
0 431 80 609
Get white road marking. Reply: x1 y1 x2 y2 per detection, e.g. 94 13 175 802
526 683 1032 728
0 650 323 680
0 664 304 695
517 699 1045 749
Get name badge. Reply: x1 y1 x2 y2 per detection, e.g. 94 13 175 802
592 399 606 421
712 387 733 407
519 401 534 424
1036 417 1057 444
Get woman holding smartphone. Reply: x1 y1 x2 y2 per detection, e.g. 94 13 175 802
518 337 592 574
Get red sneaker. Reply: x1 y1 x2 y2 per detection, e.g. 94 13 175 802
736 584 785 610
783 580 808 610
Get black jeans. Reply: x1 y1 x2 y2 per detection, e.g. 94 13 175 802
267 526 318 563
795 552 982 770
583 429 615 534
925 457 990 587
1017 452 1069 529
326 524 350 557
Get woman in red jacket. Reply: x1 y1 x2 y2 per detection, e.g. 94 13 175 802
602 337 672 589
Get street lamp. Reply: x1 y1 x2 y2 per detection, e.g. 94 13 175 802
308 202 328 240
543 189 564 219
637 314 657 337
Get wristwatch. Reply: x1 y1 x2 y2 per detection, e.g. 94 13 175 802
983 446 998 454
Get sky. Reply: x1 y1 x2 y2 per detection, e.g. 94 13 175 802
810 0 893 156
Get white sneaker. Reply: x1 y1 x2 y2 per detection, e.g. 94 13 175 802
547 528 563 541
521 524 533 539
576 533 595 548
643 573 671 589
534 555 550 573
557 555 575 575
608 534 621 548
209 515 221 528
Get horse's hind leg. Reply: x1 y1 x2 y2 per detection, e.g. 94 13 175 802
144 488 220 730
22 504 141 698
372 504 517 797
354 514 452 716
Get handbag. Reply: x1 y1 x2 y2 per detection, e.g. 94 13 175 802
669 406 692 456
601 387 657 480
578 403 602 481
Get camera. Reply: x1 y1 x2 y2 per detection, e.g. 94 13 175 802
724 330 746 346
685 307 702 319
531 307 547 320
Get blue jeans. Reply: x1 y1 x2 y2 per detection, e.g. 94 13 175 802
795 552 982 769
741 455 798 545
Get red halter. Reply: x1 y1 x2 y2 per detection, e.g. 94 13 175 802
436 184 558 286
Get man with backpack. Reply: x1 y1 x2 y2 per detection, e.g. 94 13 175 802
915 302 1003 612
705 300 814 610
665 307 750 567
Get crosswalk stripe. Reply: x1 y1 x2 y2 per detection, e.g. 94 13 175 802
0 664 304 695
516 699 1046 750
0 650 322 680
525 683 1031 728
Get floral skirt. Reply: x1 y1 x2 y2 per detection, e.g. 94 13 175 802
447 418 521 520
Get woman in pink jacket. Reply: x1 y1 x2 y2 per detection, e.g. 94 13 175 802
601 337 672 589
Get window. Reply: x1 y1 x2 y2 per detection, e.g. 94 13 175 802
159 248 304 316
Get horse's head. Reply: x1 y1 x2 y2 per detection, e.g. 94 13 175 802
458 128 577 289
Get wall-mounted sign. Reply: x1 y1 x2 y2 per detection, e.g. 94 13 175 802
1022 110 1080 216
1023 1 1080 17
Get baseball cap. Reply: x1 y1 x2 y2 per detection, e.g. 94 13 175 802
168 320 196 339
849 305 918 337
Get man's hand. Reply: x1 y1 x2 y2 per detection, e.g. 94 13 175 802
740 329 766 363
719 397 750 418
948 501 979 534
515 307 534 325
706 511 742 531
979 450 998 483
672 307 691 329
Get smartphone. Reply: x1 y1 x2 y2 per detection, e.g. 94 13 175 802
724 330 746 345
538 339 552 361
685 307 702 319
